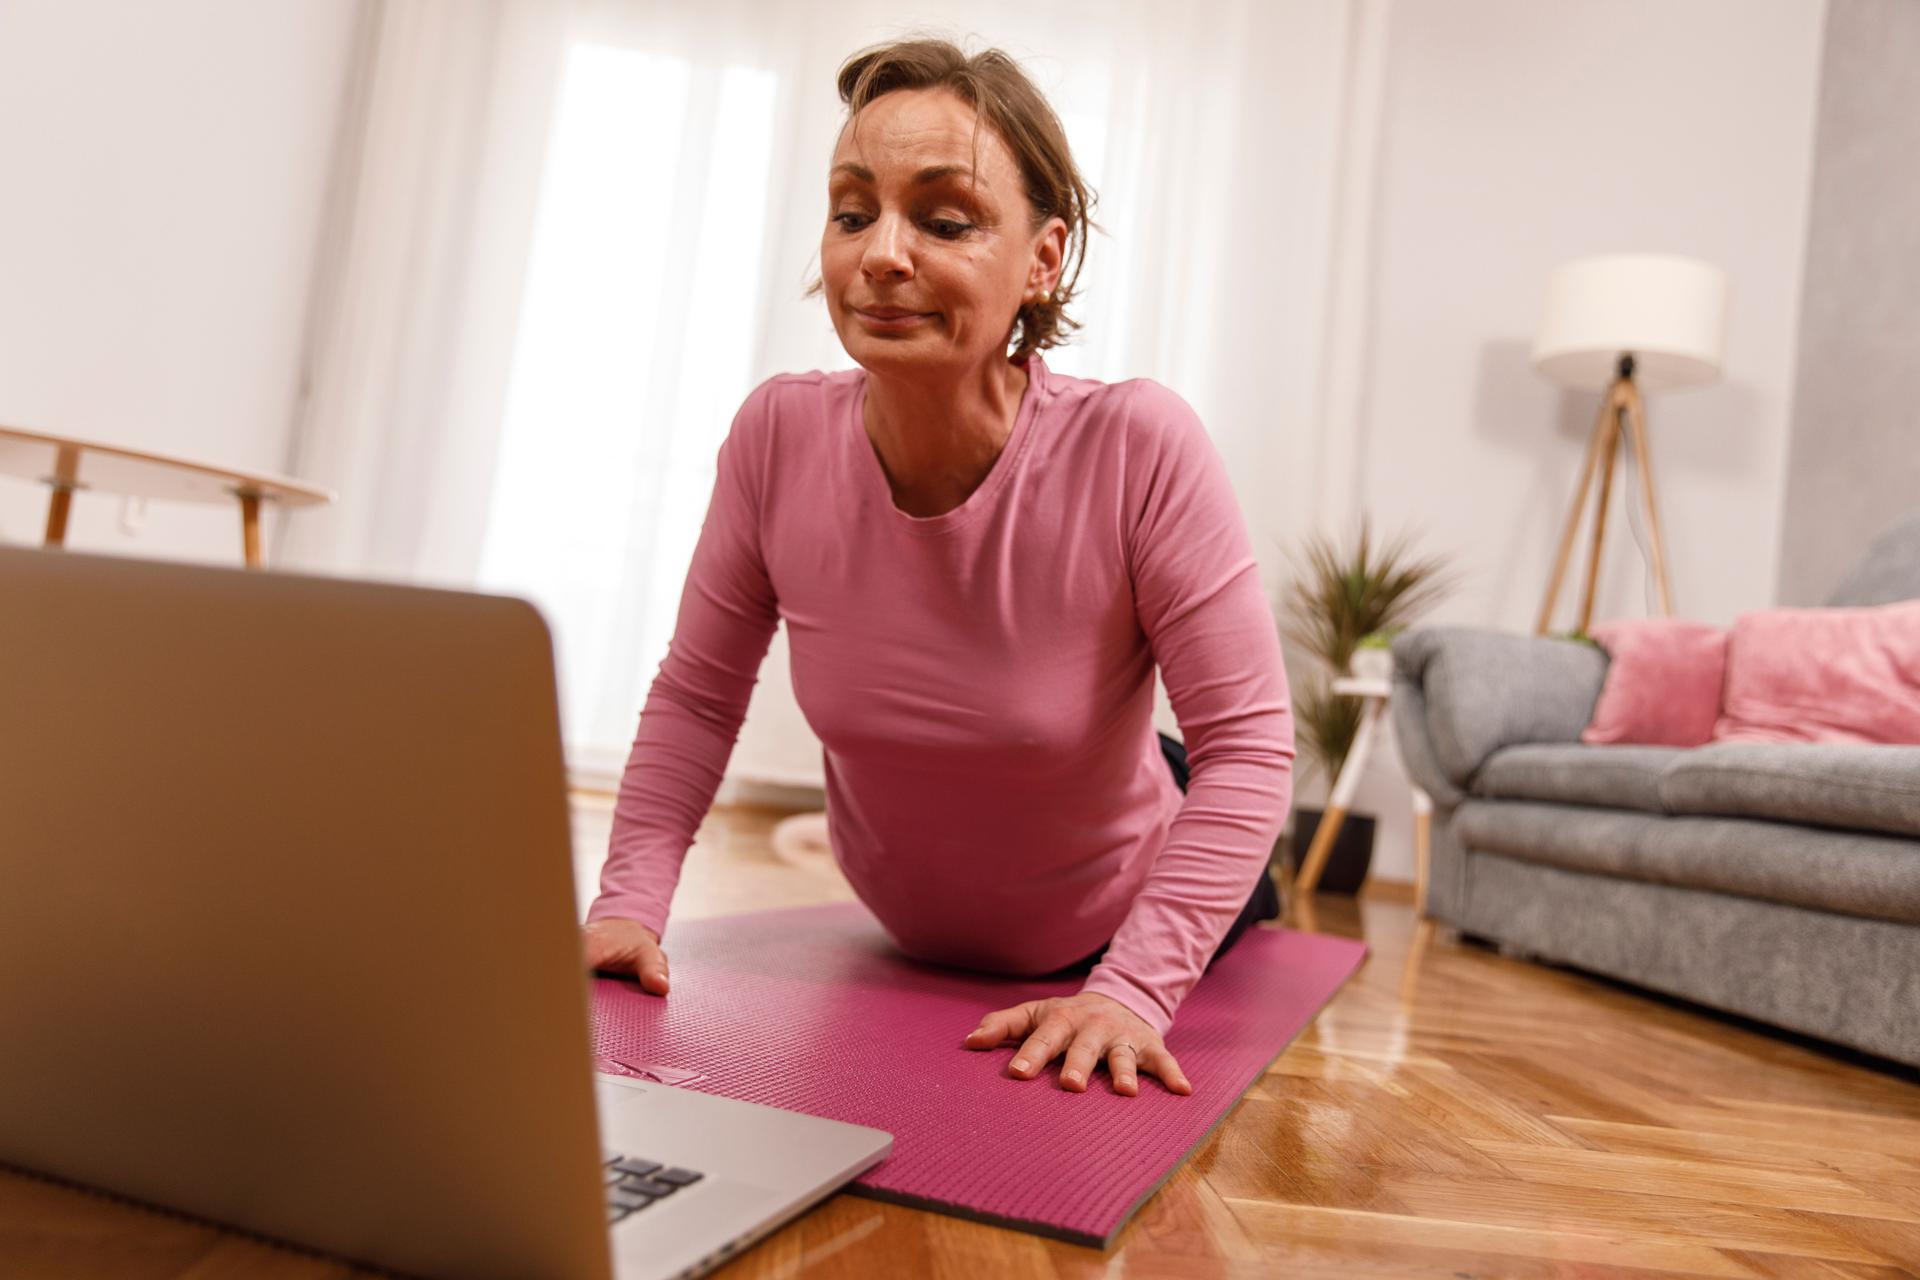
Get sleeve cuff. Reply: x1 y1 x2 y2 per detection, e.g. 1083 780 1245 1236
584 895 667 942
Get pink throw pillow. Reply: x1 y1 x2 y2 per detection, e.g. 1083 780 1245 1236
1581 618 1729 747
1713 600 1920 744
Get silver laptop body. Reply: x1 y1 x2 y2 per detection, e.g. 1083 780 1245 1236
0 546 891 1280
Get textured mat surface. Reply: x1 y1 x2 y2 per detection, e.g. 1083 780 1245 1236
589 901 1367 1247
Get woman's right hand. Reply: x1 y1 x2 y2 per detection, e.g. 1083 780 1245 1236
583 918 670 996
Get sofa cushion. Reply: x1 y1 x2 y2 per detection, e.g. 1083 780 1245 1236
1456 801 1654 879
1456 800 1920 925
1582 619 1727 747
1661 743 1920 839
1712 600 1920 745
1474 743 1681 814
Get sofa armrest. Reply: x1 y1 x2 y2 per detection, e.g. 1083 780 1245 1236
1389 669 1466 808
1390 627 1609 793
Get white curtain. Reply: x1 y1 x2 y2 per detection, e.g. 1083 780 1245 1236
283 0 1362 786
279 0 571 585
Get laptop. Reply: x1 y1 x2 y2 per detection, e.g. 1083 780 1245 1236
0 545 892 1279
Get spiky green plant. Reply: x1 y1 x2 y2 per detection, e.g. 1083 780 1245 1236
1280 519 1460 784
1295 680 1366 786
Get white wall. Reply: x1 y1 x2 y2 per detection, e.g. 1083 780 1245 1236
0 0 359 565
1331 0 1828 881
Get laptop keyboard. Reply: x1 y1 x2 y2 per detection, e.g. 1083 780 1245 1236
604 1151 705 1223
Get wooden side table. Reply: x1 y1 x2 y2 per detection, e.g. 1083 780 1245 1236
1292 674 1433 916
0 423 334 568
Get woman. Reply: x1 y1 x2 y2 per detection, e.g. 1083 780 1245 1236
583 39 1293 1098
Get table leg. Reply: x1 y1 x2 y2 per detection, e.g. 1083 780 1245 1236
1399 786 1439 1005
1295 698 1384 897
42 445 81 548
239 493 262 568
1412 786 1433 919
1294 808 1346 902
43 486 73 548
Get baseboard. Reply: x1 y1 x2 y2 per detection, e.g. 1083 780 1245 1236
717 776 827 811
1358 878 1415 903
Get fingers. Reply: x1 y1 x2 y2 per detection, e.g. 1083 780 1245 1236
1009 1011 1076 1081
582 920 670 997
636 947 670 996
971 1000 1190 1096
1142 1044 1193 1095
1107 1041 1140 1096
1059 1034 1106 1092
963 1002 1038 1050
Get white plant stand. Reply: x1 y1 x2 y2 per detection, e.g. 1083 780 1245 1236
1293 674 1433 917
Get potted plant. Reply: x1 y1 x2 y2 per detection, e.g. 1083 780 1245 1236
1276 520 1458 894
1350 628 1401 683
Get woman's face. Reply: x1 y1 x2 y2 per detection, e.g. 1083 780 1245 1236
821 87 1065 377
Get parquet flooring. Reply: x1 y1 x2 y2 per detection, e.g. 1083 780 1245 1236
3 797 1916 1277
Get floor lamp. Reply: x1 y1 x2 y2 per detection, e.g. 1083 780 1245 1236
1532 253 1728 635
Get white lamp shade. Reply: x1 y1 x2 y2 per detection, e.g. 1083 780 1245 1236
1531 252 1728 392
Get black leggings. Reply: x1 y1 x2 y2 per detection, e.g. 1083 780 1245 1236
1058 732 1282 975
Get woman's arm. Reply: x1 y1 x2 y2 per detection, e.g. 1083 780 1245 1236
585 384 783 941
1078 380 1296 1036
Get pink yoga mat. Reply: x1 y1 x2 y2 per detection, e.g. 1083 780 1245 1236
589 901 1367 1247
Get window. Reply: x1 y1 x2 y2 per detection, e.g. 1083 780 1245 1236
478 45 777 771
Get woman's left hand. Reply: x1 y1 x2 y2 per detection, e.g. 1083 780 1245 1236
963 992 1192 1096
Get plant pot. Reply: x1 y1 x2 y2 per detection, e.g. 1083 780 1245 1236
1288 807 1376 896
1350 648 1394 683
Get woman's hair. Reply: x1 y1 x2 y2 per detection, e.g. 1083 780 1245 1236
816 37 1099 360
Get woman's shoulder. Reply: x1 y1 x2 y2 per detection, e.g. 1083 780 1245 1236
1058 374 1223 509
725 368 862 440
1035 356 1194 413
1045 365 1207 450
758 366 864 394
1118 376 1204 433
740 366 860 407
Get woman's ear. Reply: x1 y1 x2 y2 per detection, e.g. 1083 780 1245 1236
1030 215 1068 296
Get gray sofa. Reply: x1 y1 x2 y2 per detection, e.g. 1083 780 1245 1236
1390 519 1920 1068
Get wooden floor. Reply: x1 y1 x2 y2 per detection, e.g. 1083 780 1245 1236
6 798 1919 1278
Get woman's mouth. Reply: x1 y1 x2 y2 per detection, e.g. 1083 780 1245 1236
853 307 935 332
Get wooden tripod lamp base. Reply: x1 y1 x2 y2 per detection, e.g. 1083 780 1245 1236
1534 353 1676 636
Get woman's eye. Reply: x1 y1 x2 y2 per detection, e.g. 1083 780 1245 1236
830 211 970 238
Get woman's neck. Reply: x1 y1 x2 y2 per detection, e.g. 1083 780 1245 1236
860 357 1030 508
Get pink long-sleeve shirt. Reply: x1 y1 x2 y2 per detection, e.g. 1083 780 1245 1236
586 354 1295 1036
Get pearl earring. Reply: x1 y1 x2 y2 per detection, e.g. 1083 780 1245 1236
1038 289 1053 305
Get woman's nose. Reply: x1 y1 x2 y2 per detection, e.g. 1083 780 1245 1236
860 212 913 280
